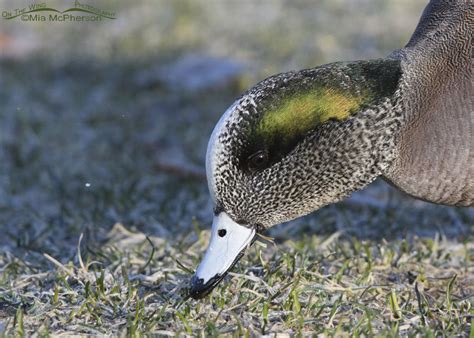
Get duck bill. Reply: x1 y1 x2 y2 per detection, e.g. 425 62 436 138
189 212 256 299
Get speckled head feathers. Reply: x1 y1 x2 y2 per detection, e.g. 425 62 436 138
206 59 402 228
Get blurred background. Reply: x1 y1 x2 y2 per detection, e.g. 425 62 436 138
0 0 471 260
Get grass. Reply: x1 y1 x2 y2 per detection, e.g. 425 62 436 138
0 0 473 335
1 224 473 335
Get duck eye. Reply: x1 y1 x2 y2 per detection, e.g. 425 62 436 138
218 229 227 237
247 150 268 171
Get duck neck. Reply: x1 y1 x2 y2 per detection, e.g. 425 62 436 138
393 0 471 118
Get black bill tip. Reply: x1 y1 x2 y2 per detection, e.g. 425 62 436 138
189 274 226 300
189 247 250 300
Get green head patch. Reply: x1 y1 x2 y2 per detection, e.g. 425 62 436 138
256 87 369 144
241 58 402 171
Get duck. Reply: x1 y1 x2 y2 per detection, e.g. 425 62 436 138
189 0 473 299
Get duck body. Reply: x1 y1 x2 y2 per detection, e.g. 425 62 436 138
383 0 473 206
190 0 473 299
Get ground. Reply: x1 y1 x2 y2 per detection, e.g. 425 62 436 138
0 0 473 336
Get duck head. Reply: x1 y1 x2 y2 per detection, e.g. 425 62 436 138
189 59 403 299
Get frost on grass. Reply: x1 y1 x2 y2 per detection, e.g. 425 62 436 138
1 223 473 336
